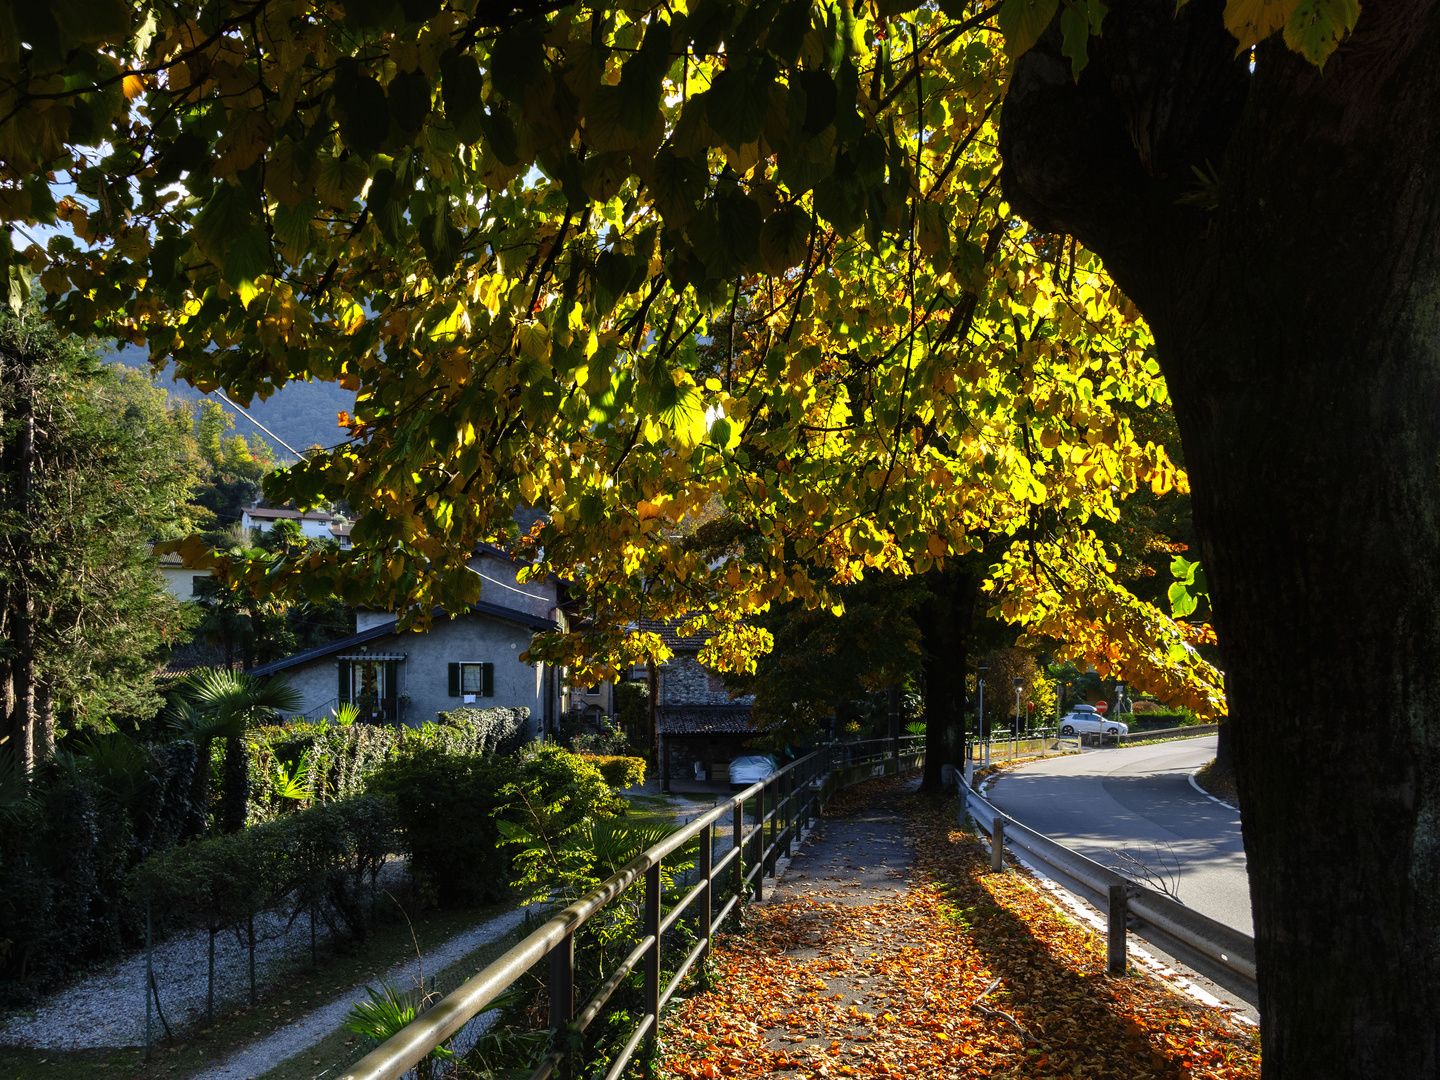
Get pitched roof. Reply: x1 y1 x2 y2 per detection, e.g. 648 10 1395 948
659 705 757 735
249 601 558 677
242 505 334 523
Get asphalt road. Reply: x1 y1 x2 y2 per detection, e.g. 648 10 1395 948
984 736 1252 935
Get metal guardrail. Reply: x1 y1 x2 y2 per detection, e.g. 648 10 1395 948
340 747 854 1080
1116 722 1220 744
825 734 925 767
961 783 1256 985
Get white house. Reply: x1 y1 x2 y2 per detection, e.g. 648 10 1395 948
250 546 571 737
240 505 336 541
154 547 213 600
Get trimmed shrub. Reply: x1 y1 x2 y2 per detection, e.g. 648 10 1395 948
237 706 530 825
369 742 622 909
576 754 647 790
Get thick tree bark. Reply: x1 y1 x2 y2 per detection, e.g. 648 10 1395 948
917 565 979 792
1001 2 1440 1074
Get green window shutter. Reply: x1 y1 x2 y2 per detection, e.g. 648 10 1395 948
338 659 351 703
447 662 460 697
384 660 397 699
482 662 494 697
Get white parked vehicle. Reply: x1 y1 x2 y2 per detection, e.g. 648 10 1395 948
727 754 778 786
1058 705 1128 738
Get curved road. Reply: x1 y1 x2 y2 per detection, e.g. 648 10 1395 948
984 736 1252 935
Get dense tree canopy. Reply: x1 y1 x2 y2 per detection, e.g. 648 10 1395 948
0 0 1225 721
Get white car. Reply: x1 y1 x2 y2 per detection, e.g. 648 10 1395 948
1058 706 1128 738
727 754 778 786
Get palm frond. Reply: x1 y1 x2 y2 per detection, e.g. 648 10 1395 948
180 667 303 727
271 750 315 800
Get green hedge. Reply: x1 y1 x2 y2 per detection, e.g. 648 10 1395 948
576 753 647 789
237 706 529 826
369 742 622 907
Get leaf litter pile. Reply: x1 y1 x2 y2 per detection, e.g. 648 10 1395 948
663 773 1259 1079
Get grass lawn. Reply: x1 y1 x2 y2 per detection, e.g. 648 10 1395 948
0 901 511 1080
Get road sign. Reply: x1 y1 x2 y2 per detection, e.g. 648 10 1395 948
1096 700 1108 714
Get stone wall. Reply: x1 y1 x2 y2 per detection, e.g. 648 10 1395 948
660 655 754 707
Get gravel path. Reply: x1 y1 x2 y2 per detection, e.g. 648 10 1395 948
0 862 411 1052
189 905 535 1080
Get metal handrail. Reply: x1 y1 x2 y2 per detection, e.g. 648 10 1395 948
962 784 1256 983
340 747 843 1080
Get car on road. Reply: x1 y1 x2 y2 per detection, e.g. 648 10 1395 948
1059 705 1129 738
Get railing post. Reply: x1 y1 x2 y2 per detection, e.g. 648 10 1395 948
765 776 778 877
1108 885 1128 975
644 861 662 1072
991 814 1005 873
550 930 575 1079
782 770 793 858
698 822 713 990
753 784 765 901
733 799 744 904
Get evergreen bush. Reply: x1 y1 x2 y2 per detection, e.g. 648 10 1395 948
574 754 647 790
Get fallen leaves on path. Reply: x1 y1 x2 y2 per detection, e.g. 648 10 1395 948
663 774 1259 1079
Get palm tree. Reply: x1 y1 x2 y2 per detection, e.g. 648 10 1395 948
170 668 302 834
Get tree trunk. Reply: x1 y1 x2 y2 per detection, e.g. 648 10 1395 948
916 565 978 792
1001 1 1440 1072
34 678 53 760
220 734 250 833
10 411 34 774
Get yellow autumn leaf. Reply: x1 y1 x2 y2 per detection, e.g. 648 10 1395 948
1224 0 1304 53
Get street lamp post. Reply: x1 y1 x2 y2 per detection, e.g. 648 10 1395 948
977 666 988 768
1013 677 1024 760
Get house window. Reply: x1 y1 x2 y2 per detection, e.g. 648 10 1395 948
448 661 494 702
191 575 207 597
586 684 600 696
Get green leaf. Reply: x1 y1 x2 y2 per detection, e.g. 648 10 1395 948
49 0 130 46
273 196 318 257
440 49 484 133
706 62 774 149
688 190 763 279
1168 581 1199 619
223 225 271 306
653 380 707 447
766 0 813 65
649 149 707 222
614 18 673 134
997 0 1060 60
491 27 546 103
192 183 254 264
1060 4 1090 79
419 206 464 279
1060 0 1108 78
1282 0 1358 66
387 69 432 133
332 60 388 156
709 416 740 449
759 204 811 274
795 70 837 136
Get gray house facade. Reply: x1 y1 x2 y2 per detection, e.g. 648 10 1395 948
251 549 568 736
